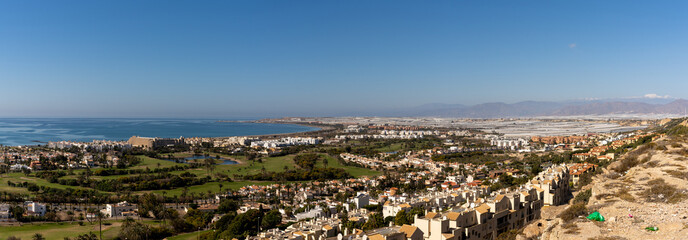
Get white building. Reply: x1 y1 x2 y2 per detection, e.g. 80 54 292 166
353 192 371 209
26 202 46 216
295 207 325 221
0 204 11 221
102 201 137 217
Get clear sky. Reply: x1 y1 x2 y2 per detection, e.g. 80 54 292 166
1 1 687 117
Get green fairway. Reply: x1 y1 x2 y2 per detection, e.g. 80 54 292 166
167 230 212 240
148 181 276 196
224 154 297 173
374 143 404 153
318 154 380 177
132 155 185 169
0 153 378 198
0 220 161 240
0 182 28 194
2 172 98 195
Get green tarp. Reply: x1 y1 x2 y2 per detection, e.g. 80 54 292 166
587 211 605 222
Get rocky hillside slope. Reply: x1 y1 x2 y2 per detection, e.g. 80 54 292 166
520 124 688 240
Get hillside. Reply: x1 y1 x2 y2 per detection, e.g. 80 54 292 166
520 120 688 240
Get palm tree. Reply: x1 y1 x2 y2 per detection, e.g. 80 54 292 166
96 212 105 240
85 208 95 224
158 208 169 227
32 233 45 240
204 158 214 174
67 210 75 223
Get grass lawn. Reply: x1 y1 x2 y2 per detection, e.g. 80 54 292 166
165 154 295 179
148 181 276 196
0 183 28 194
235 155 297 172
374 143 404 153
161 152 195 158
0 153 377 198
0 220 161 240
318 154 380 177
132 155 185 169
1 173 98 195
184 154 297 178
167 230 212 240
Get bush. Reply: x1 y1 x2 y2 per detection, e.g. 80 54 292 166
613 155 640 173
646 161 659 168
616 190 635 202
573 189 592 204
496 229 521 240
562 222 580 234
577 172 594 189
667 125 688 136
641 178 688 203
559 202 587 222
640 154 653 164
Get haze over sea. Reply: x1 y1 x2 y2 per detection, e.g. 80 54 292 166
0 118 319 146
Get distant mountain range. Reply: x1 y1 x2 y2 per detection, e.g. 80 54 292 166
393 99 688 118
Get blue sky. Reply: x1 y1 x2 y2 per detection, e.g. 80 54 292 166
1 1 687 117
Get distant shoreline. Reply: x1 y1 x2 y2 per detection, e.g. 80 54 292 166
0 119 328 147
214 120 333 139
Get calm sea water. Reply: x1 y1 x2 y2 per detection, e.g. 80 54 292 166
0 118 319 146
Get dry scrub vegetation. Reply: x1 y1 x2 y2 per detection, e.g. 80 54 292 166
640 178 688 204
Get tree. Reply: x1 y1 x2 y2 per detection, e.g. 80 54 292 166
362 213 384 230
45 211 58 222
85 208 96 224
67 210 75 223
184 209 214 229
75 233 98 240
294 153 320 170
96 211 105 240
119 218 150 240
261 210 282 230
138 193 164 219
394 210 411 226
218 209 262 239
12 206 25 221
204 158 215 174
32 234 45 240
218 199 240 213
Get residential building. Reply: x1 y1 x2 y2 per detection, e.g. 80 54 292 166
26 202 46 217
102 201 137 217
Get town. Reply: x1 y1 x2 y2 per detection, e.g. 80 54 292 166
0 117 667 240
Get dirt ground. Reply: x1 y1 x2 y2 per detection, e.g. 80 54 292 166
520 137 688 240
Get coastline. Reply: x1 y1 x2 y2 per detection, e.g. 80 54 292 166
0 118 329 146
217 121 335 139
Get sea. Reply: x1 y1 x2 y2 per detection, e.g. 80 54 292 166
0 118 319 146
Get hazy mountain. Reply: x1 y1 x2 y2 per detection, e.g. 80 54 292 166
552 102 657 115
404 99 688 118
656 99 688 114
382 103 467 117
